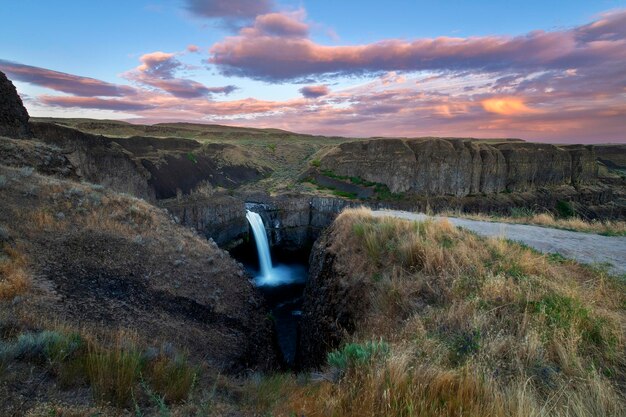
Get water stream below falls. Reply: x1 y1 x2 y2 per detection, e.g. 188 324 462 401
245 210 307 367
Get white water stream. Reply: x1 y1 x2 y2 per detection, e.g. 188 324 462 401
246 210 306 287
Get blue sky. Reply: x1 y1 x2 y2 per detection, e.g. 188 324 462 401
0 0 625 142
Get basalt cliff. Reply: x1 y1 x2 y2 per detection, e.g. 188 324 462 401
318 138 597 196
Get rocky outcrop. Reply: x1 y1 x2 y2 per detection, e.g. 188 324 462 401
0 70 32 138
162 195 248 247
320 138 597 196
0 136 76 178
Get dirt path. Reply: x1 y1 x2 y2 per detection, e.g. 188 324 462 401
372 210 626 276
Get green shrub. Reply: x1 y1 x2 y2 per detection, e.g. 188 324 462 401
531 294 586 330
186 152 198 164
530 294 616 349
449 330 481 365
310 159 321 167
547 252 568 264
509 207 535 218
327 340 389 372
555 200 575 218
332 190 358 199
13 330 82 362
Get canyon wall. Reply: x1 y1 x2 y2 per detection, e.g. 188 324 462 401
320 138 598 196
164 180 623 253
29 122 272 201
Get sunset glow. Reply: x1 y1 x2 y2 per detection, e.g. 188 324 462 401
1 1 625 143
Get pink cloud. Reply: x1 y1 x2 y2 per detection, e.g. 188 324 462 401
240 11 309 38
209 10 626 82
124 51 237 98
0 59 137 97
39 95 155 111
299 84 330 98
187 44 200 53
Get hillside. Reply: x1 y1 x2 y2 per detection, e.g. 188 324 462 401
281 208 626 416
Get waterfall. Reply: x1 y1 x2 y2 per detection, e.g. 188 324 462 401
245 209 305 287
246 210 273 279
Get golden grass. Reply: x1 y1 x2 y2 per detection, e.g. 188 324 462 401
444 210 626 236
84 331 142 407
0 244 31 300
253 208 626 417
146 354 197 403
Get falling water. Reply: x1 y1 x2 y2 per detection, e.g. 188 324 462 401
246 210 273 279
244 208 307 366
245 209 305 287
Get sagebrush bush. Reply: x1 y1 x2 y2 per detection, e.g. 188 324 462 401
327 340 389 373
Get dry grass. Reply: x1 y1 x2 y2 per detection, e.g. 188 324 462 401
443 210 626 236
253 208 626 417
145 353 197 403
84 331 142 407
2 322 198 409
0 243 31 300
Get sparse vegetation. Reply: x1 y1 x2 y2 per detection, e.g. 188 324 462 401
1 327 197 408
445 209 626 236
185 152 198 164
0 243 30 300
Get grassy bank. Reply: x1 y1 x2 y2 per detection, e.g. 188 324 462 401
250 208 626 417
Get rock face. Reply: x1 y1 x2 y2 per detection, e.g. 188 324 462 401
30 122 271 201
162 195 248 247
31 122 156 200
0 70 32 138
320 138 597 196
298 225 373 368
594 144 626 171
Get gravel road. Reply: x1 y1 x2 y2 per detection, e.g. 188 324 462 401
372 209 626 276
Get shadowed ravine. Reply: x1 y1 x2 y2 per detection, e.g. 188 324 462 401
245 209 307 367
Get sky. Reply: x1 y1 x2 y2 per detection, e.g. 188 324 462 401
1 0 625 143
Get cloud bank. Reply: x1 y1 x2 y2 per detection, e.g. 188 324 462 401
209 10 626 82
5 8 626 143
